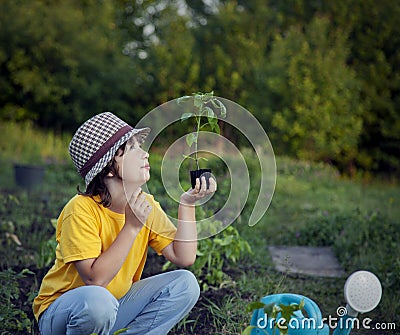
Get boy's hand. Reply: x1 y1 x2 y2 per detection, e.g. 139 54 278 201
180 176 217 206
125 188 152 227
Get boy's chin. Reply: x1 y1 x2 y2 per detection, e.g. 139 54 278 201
123 176 150 188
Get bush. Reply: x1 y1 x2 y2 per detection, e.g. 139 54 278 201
0 269 34 334
164 225 252 291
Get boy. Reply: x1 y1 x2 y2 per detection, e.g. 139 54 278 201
33 112 216 335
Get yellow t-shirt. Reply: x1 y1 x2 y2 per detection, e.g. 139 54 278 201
33 193 176 321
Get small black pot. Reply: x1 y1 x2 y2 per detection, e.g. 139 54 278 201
190 169 212 189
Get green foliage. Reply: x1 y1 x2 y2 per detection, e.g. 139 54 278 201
334 210 400 291
178 91 227 169
265 16 364 168
0 0 134 130
0 182 68 270
115 0 202 110
0 0 399 174
117 0 400 175
189 0 277 104
164 225 252 291
337 0 400 173
0 121 70 165
0 268 34 334
35 220 57 269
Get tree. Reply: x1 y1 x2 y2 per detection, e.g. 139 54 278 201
264 0 400 173
115 0 202 114
341 0 400 173
264 17 365 170
0 0 134 130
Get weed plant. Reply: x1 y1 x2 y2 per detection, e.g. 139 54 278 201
0 269 34 334
164 225 252 291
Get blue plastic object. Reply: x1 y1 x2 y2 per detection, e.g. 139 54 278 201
250 293 330 335
332 314 357 335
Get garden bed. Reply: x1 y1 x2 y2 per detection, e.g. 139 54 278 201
1 157 399 334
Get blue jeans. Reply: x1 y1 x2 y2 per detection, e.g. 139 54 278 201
38 270 200 335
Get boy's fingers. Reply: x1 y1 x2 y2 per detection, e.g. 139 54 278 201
194 178 200 191
145 205 152 214
200 176 207 193
208 178 217 192
140 199 150 211
130 187 142 202
135 195 148 210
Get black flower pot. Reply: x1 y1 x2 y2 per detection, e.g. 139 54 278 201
14 164 45 190
190 169 212 189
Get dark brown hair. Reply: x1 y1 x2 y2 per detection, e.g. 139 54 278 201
77 142 126 207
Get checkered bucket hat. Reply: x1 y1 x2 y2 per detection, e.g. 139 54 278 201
69 112 150 186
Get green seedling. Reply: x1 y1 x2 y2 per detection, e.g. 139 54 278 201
177 91 227 170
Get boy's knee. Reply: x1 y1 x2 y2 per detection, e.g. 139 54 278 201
73 286 118 327
175 270 200 304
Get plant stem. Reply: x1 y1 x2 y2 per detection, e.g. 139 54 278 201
195 115 201 170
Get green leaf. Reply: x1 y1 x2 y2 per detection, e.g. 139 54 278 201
298 299 305 310
194 94 203 108
196 249 205 256
181 112 194 122
177 96 192 104
219 235 233 246
209 118 220 134
204 106 214 118
263 302 276 316
186 133 198 147
205 106 218 132
278 300 303 316
219 103 227 118
211 99 227 118
242 325 269 335
182 154 196 161
162 261 172 271
276 300 304 334
20 268 35 276
113 328 129 335
278 327 289 335
246 301 265 313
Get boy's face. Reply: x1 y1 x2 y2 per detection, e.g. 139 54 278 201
115 136 150 186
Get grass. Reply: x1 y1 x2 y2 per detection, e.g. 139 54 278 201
0 129 399 334
169 155 400 334
0 121 70 165
235 157 399 334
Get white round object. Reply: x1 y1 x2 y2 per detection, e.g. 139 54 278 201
344 270 382 313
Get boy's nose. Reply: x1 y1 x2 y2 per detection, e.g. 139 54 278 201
142 150 149 159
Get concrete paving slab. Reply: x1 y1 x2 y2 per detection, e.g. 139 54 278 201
268 246 345 278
